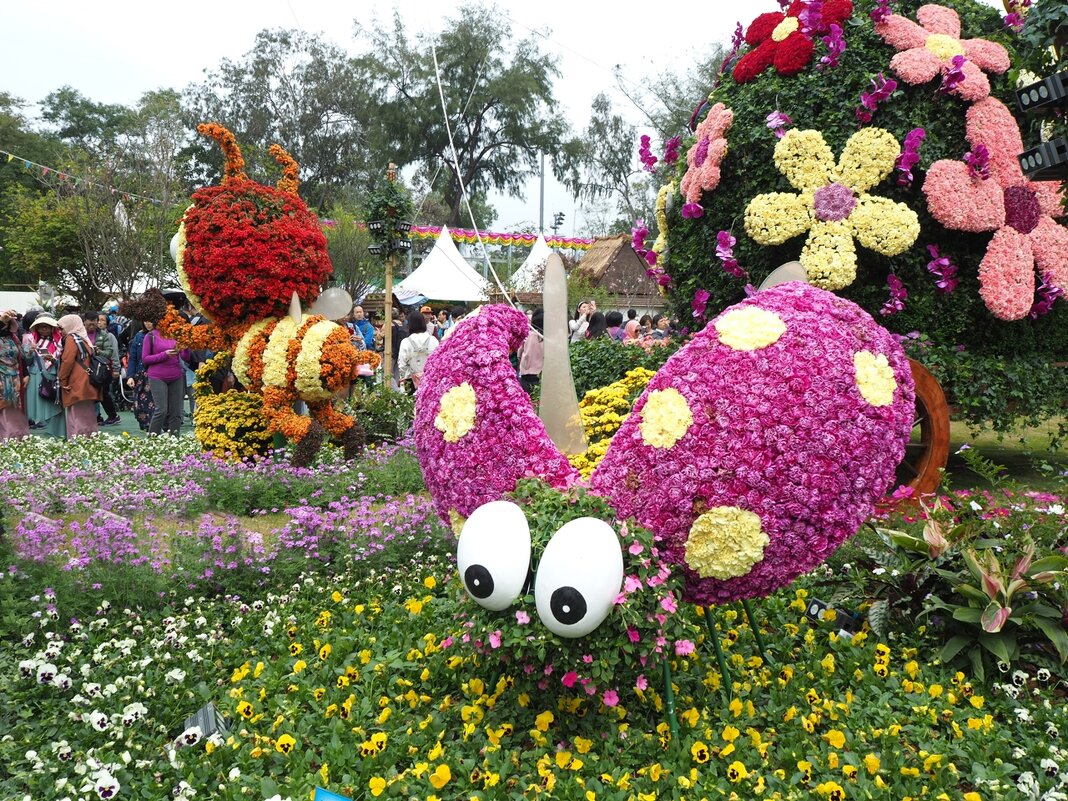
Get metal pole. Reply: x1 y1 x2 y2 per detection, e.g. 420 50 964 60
704 609 732 701
742 599 771 665
539 152 545 233
383 251 394 389
661 653 679 740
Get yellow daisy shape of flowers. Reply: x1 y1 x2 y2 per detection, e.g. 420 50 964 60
434 382 477 442
853 350 898 407
744 127 920 290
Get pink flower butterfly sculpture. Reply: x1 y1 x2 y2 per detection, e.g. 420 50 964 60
415 283 914 635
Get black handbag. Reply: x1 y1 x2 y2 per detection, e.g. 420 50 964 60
38 375 60 401
72 336 110 388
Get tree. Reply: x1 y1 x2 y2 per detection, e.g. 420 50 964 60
555 93 652 230
39 86 132 152
183 29 374 209
354 4 567 226
322 206 381 304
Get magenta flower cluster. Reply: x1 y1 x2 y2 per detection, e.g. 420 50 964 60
926 244 960 294
799 0 825 33
589 283 915 605
870 0 893 25
819 23 846 69
715 230 746 279
766 110 792 138
940 54 967 94
663 136 682 165
880 273 908 316
414 305 579 524
964 143 991 180
894 127 925 187
855 72 897 122
631 220 659 268
691 288 711 320
1030 272 1065 319
1004 0 1030 32
638 134 658 173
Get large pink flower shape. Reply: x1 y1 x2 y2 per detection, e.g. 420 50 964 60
876 4 1010 102
922 97 1068 321
678 102 734 218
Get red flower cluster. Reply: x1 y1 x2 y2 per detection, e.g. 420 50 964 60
180 179 332 327
734 0 854 84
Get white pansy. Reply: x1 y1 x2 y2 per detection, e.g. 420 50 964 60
36 663 58 683
165 668 187 684
176 725 203 747
88 711 110 731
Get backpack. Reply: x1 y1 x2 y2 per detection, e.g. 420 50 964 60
72 336 111 388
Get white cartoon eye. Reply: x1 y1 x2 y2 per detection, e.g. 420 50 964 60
456 501 531 611
534 517 624 638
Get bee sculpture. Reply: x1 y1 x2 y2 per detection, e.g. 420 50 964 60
154 123 378 466
415 284 914 645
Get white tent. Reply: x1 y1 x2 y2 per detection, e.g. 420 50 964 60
395 225 488 302
509 232 552 292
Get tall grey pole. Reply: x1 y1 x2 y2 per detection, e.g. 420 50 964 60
539 152 545 233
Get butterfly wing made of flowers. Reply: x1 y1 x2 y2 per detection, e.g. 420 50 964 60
415 304 580 528
588 283 915 606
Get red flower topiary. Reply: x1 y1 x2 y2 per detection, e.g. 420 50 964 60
177 124 333 328
733 0 854 84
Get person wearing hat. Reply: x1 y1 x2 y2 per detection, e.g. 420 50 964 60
23 313 66 437
0 309 30 440
57 314 103 438
420 306 437 338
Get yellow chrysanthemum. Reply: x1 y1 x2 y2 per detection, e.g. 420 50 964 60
639 388 693 449
714 307 786 351
684 507 769 579
744 127 920 290
434 383 477 443
853 351 897 407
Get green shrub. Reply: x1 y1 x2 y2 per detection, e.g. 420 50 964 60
569 337 679 398
344 385 415 444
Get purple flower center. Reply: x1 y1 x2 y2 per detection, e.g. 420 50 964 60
813 182 857 222
1003 185 1040 234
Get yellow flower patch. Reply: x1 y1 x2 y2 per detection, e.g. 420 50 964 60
853 351 897 407
639 388 693 449
714 307 787 351
434 383 477 443
684 507 769 579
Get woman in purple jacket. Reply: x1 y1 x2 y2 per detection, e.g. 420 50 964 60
142 327 190 436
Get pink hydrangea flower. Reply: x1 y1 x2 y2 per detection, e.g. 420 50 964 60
875 3 1010 102
679 103 734 219
922 97 1068 320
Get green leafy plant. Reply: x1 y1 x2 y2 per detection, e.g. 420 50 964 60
569 337 678 398
344 385 415 445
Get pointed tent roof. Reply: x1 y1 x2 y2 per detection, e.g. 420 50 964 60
509 232 552 292
396 225 488 302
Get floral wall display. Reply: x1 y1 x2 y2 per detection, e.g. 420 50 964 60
652 0 1068 433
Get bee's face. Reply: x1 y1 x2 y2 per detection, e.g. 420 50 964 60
457 501 624 638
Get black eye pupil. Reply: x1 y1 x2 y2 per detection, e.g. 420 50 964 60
550 586 587 625
465 565 494 599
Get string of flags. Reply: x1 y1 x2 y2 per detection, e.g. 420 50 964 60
0 147 165 206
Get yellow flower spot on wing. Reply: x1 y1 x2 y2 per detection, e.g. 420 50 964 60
854 351 897 407
639 387 693 449
925 33 965 60
434 382 477 443
685 507 769 579
715 307 786 351
772 15 800 41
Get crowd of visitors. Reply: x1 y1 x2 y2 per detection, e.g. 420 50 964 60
0 296 675 440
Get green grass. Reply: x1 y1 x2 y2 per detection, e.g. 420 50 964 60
946 417 1068 493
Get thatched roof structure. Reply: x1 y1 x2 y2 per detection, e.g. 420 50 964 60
569 234 666 311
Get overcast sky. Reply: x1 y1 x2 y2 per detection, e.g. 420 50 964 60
2 0 1002 234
